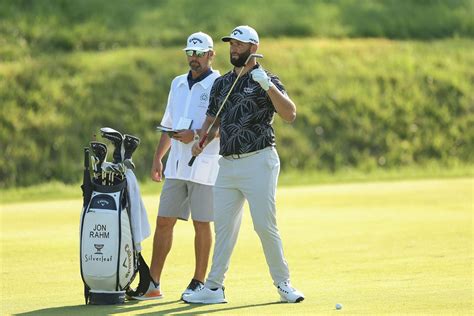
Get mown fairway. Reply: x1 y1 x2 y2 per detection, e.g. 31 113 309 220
1 178 472 315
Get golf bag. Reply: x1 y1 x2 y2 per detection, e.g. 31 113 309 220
80 129 151 305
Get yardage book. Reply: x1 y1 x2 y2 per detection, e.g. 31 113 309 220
156 126 179 137
156 117 193 137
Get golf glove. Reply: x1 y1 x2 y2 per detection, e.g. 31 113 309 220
251 68 274 91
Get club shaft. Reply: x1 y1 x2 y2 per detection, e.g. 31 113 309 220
188 53 263 167
207 54 262 130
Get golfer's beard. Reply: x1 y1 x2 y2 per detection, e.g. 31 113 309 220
189 61 202 72
230 50 251 67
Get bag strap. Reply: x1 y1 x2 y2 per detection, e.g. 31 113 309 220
125 252 152 297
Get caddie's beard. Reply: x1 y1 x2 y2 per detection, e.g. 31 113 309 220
189 61 202 72
230 49 251 67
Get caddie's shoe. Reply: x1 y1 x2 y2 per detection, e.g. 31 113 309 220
132 280 163 300
277 281 305 303
182 286 227 304
181 278 205 299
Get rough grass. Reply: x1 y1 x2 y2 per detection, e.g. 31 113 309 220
1 178 472 315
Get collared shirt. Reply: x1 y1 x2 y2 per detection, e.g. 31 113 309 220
187 68 213 90
161 69 221 185
207 64 286 156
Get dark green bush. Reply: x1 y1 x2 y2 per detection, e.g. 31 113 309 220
1 39 472 188
1 0 473 61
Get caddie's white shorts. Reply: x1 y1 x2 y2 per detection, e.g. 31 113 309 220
158 178 214 222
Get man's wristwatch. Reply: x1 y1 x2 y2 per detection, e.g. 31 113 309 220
193 129 200 141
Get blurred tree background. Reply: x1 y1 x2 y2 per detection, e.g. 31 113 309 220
0 0 473 188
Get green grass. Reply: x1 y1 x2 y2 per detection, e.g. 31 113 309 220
1 177 472 315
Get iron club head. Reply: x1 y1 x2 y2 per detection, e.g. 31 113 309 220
245 53 264 65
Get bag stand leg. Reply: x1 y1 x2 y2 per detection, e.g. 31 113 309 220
84 285 90 304
126 253 152 297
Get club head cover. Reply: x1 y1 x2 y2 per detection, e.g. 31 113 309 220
100 127 124 163
123 134 140 160
90 141 108 163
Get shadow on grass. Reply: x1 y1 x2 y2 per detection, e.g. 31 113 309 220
139 301 281 315
14 299 179 315
15 299 281 315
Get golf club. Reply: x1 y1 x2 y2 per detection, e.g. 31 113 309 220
188 53 264 166
90 141 107 182
100 127 124 163
81 147 92 205
123 134 140 171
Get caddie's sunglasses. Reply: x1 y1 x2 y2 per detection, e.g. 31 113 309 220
185 50 207 57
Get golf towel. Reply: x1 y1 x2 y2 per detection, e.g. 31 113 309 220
125 169 151 251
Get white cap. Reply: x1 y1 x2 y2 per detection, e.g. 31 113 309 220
221 25 259 45
183 32 214 52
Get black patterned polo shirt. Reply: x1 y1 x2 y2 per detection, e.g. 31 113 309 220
207 64 286 156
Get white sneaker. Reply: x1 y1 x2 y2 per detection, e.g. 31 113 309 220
181 279 205 299
277 281 305 303
182 286 227 304
131 280 163 301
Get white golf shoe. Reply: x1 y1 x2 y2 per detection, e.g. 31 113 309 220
181 278 205 299
277 281 305 303
182 286 227 304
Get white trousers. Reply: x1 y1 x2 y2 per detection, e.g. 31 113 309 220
205 147 290 288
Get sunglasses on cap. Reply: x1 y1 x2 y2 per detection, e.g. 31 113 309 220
185 50 207 57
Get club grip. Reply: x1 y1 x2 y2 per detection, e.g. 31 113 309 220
188 156 197 167
188 134 208 166
84 147 90 170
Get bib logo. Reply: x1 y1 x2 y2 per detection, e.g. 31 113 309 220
189 37 203 45
200 93 208 102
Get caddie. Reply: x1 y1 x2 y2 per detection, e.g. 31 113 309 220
133 31 220 300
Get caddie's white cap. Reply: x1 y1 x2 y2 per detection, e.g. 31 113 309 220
183 32 214 52
221 25 259 45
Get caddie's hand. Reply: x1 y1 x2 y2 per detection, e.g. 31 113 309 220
251 68 274 91
191 141 203 157
172 129 193 144
151 160 163 182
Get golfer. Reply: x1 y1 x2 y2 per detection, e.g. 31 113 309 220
133 32 220 300
186 25 304 303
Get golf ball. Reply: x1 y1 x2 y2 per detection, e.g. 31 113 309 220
336 303 343 310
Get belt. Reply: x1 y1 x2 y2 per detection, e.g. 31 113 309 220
224 150 261 160
223 147 273 159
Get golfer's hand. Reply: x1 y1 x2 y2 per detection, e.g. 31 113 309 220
192 141 203 157
172 129 194 144
251 68 274 91
151 160 163 182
